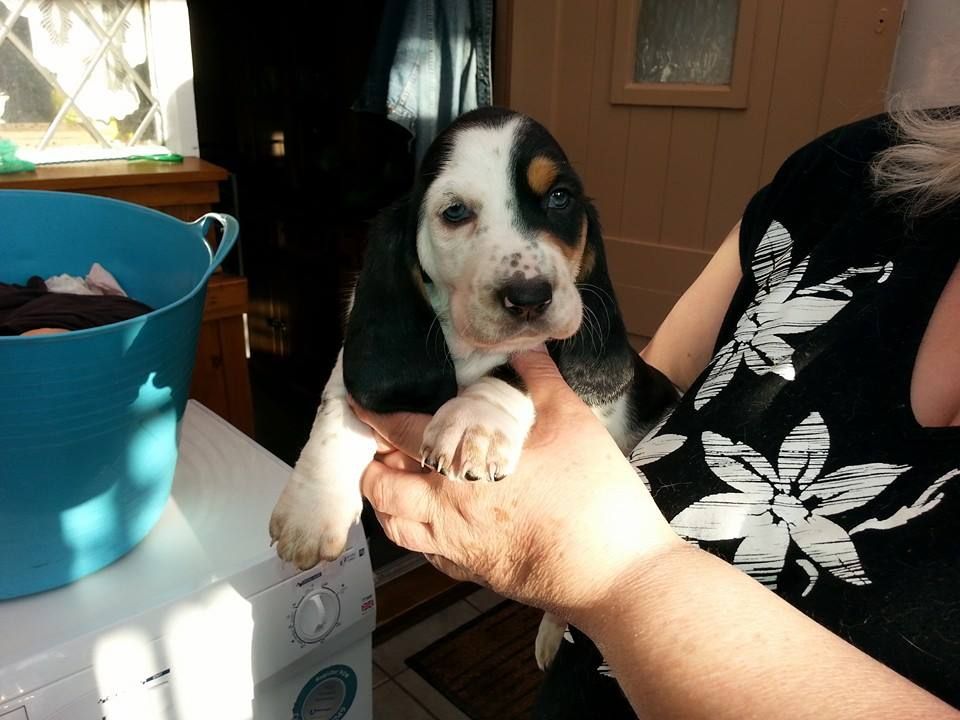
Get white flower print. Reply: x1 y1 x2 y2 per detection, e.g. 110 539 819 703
629 432 688 490
694 220 893 410
850 468 960 536
627 401 687 489
597 662 615 679
670 412 911 590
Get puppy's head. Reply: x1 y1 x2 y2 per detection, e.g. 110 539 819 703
344 108 621 414
415 108 592 352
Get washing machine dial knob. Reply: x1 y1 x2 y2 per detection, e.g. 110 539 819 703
294 588 340 643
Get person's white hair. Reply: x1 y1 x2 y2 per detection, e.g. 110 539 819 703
872 104 960 215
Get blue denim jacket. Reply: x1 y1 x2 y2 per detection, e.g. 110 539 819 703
355 0 493 165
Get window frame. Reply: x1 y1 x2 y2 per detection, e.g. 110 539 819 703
144 0 198 157
610 0 758 109
0 0 198 163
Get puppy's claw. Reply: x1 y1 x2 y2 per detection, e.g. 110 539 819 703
420 393 528 484
419 446 438 472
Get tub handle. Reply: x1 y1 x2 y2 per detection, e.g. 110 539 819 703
192 212 239 277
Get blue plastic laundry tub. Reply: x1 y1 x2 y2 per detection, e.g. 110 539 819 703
0 190 238 599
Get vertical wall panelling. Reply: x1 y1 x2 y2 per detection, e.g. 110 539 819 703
818 2 903 133
508 0 560 124
493 0 515 106
658 108 720 250
619 107 673 245
505 0 902 336
583 0 632 236
759 1 837 182
704 0 785 250
551 0 598 169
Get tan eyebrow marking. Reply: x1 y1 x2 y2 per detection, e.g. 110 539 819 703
527 155 559 195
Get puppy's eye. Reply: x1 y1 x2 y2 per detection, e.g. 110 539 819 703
441 202 472 224
547 188 570 210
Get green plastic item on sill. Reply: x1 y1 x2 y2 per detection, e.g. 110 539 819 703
126 153 184 163
0 139 36 174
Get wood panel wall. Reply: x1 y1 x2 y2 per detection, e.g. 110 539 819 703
498 0 902 337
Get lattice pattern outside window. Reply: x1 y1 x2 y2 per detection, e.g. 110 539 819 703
0 0 195 163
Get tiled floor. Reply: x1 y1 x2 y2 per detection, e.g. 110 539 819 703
372 587 505 719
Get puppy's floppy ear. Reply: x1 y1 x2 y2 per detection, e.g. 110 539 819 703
547 200 637 404
342 199 457 414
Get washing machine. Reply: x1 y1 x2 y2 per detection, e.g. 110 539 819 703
0 401 376 720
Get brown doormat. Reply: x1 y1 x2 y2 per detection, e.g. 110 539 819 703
406 600 546 720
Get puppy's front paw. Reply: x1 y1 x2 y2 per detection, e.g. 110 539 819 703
269 468 362 570
421 396 525 482
535 614 567 671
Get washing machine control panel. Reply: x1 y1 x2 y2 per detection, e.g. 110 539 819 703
251 534 376 676
293 587 341 643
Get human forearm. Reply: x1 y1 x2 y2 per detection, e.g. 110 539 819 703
355 349 957 717
640 225 742 391
575 543 957 720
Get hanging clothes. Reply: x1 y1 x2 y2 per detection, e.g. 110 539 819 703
354 0 494 166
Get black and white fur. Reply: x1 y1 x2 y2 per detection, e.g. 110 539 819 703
269 107 677 670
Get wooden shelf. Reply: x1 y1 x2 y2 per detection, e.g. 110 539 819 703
0 157 228 189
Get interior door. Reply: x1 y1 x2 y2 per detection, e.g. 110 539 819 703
497 0 903 340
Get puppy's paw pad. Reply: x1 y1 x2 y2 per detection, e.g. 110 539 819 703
269 472 361 570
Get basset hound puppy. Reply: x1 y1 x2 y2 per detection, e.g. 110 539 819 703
269 107 677 669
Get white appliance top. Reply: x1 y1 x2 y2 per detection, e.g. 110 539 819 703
0 401 303 692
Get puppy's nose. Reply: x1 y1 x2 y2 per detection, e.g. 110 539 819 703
500 277 553 320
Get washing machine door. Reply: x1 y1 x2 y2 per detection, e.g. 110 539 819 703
253 638 373 720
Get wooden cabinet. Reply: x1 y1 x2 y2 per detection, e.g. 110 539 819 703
0 158 255 436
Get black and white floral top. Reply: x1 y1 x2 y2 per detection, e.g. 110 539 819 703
536 113 960 718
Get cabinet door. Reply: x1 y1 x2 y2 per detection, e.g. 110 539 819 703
499 0 902 339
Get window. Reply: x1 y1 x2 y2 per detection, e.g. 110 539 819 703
633 0 739 85
0 0 197 164
611 0 758 108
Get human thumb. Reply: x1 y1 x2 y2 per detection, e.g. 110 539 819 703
510 345 576 408
347 398 431 460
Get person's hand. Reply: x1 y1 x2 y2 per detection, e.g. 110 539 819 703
353 349 684 622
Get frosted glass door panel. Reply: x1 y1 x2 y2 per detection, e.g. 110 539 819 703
634 0 740 84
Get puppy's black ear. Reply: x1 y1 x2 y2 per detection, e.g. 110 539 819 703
342 200 457 414
547 201 640 405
